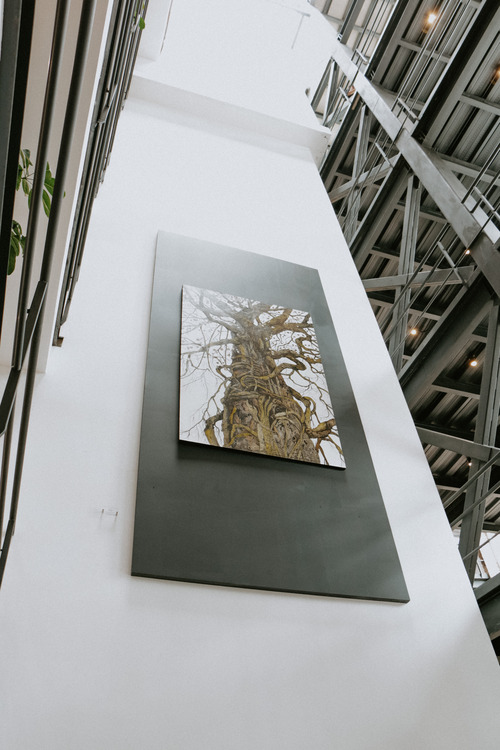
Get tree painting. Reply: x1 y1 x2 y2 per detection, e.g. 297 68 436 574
179 285 345 468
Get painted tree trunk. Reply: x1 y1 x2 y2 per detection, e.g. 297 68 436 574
221 330 320 463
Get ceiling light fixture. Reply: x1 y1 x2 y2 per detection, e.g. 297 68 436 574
469 358 478 367
422 11 438 34
410 328 418 336
464 248 471 255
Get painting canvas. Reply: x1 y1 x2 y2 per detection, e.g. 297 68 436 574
179 285 345 468
132 232 409 602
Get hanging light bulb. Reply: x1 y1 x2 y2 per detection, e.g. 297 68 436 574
423 11 438 32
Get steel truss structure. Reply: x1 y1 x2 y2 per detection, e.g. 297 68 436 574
312 0 500 604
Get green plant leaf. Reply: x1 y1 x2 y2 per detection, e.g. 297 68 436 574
9 221 23 274
44 162 55 194
20 148 31 169
11 149 55 275
8 247 17 275
42 190 51 217
139 16 145 29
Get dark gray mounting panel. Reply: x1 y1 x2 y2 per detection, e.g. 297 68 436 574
132 232 409 602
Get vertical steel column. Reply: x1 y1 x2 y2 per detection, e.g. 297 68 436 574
388 175 421 373
343 105 371 244
459 301 500 581
13 0 71 371
53 0 148 344
0 0 35 564
351 161 408 270
322 62 340 127
52 0 124 344
311 57 333 111
321 103 361 189
338 0 366 44
0 0 35 335
7 0 98 539
401 276 492 407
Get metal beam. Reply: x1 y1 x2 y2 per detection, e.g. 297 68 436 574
321 101 361 191
434 475 463 491
0 0 35 339
324 15 382 40
415 421 475 444
398 38 451 65
365 243 436 272
476 570 500 601
367 245 403 261
350 158 409 269
388 175 421 372
367 0 422 84
338 0 366 43
394 202 447 224
460 302 500 580
431 375 480 399
397 136 500 249
483 522 500 532
329 157 396 203
311 55 332 111
400 274 492 408
343 105 371 243
362 265 475 291
476 572 500 640
415 1 500 145
367 290 443 321
327 35 500 295
416 426 499 463
438 152 500 187
472 324 488 343
460 92 500 118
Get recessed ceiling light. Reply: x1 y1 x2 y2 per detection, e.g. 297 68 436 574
469 358 478 367
410 328 418 336
427 12 437 24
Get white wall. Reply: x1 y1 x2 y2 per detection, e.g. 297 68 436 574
1 2 500 748
135 0 331 127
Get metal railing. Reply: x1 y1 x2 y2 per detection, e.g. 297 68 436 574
0 0 101 585
53 0 148 346
312 0 483 140
0 0 37 582
0 0 147 587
